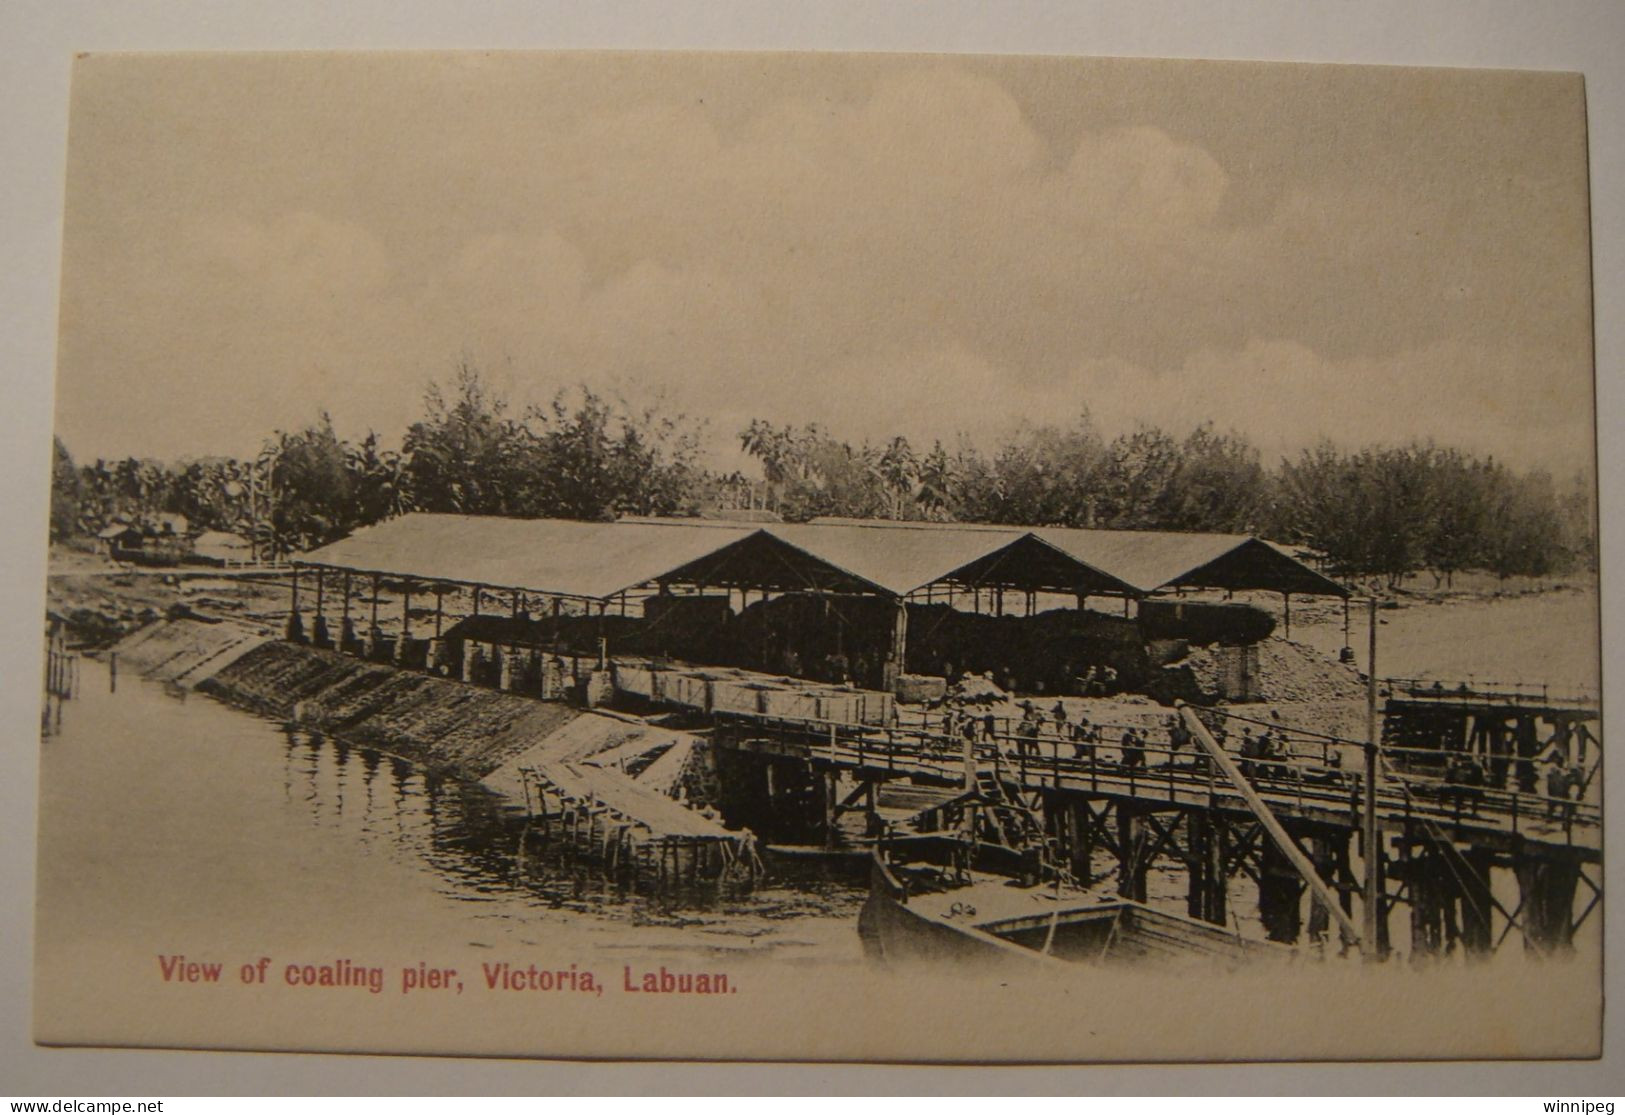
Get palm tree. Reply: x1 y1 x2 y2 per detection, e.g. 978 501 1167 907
875 436 919 519
916 441 960 519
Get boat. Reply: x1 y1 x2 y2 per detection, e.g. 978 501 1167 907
858 704 1365 969
857 833 1289 969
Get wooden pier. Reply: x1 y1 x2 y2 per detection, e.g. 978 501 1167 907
262 578 1604 953
707 693 1601 958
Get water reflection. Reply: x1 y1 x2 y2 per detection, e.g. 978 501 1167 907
36 657 868 979
258 718 768 915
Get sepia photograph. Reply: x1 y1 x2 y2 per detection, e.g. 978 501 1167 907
33 48 1601 1064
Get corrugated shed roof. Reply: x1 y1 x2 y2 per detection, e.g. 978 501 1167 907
193 530 250 548
1028 527 1253 594
297 514 755 600
296 513 1346 601
812 518 1345 597
766 522 1047 597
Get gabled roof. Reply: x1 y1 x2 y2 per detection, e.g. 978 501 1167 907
768 521 1063 597
810 518 1347 598
1029 528 1348 596
297 514 756 600
640 521 1131 598
1028 527 1251 595
293 512 1347 603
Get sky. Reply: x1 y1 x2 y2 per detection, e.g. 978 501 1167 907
52 52 1596 478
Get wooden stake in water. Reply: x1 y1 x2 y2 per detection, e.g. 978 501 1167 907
1363 596 1383 958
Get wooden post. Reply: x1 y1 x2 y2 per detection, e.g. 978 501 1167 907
285 566 305 642
1065 799 1091 883
881 597 908 694
311 567 329 646
341 571 353 649
1283 592 1292 638
434 585 444 636
1187 812 1227 925
823 770 838 849
1516 856 1582 955
1116 804 1148 902
1364 597 1382 957
1179 703 1363 949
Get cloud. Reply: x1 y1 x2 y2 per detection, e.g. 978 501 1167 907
53 57 1594 481
1063 125 1229 230
1078 339 1595 476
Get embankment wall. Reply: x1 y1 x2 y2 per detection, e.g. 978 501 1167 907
199 639 582 781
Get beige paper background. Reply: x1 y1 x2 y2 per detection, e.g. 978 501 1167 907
4 0 1625 1096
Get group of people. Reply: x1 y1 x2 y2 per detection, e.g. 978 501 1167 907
1236 726 1291 780
1440 746 1588 819
998 700 1190 772
1076 664 1122 698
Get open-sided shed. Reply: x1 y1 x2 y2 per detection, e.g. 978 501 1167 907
289 513 1349 693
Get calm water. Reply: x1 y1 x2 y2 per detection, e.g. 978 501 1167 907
36 652 1594 976
35 659 864 969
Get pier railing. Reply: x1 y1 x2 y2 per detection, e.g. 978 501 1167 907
1385 676 1601 710
714 708 1601 850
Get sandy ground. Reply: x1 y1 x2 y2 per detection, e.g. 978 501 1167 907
1285 579 1599 694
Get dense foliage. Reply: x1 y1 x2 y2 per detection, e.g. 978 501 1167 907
50 367 1595 581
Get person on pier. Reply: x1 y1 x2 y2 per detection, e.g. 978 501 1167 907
1014 702 1043 760
1119 727 1146 771
1070 716 1099 762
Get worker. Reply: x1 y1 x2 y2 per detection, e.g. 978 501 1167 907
1120 727 1146 771
1070 717 1095 761
1546 755 1580 820
1238 729 1263 780
1016 706 1042 760
1444 752 1486 814
1259 730 1288 781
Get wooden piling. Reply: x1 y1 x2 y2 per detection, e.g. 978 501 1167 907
1116 804 1148 902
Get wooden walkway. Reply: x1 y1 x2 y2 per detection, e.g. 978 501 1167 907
713 711 1602 859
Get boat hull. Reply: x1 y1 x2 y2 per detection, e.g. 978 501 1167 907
860 849 1286 969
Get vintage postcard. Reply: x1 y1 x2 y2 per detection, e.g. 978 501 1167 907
37 50 1600 1062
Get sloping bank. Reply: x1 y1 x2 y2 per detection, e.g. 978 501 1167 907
112 619 742 864
200 637 581 780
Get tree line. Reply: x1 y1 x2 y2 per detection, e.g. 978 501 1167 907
50 363 1595 582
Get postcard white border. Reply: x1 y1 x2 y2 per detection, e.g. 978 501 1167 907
2 0 1622 1096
